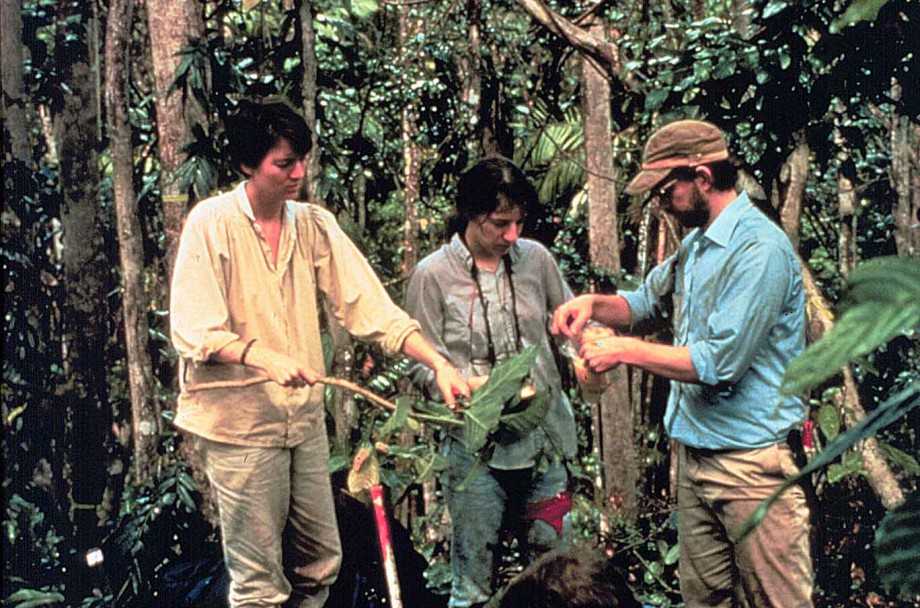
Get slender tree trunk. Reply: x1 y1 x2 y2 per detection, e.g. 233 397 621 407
889 84 920 258
297 0 321 204
399 5 420 278
837 167 857 278
146 0 205 279
106 0 162 485
581 16 638 516
56 0 111 548
2 0 30 165
776 135 809 250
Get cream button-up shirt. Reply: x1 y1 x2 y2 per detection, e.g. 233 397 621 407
170 182 419 447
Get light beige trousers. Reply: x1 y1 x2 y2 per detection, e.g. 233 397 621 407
677 442 813 608
198 425 341 608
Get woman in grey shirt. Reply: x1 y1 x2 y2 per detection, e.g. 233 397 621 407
406 157 577 608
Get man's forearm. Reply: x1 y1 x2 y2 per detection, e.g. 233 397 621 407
627 340 699 383
591 294 633 331
400 330 452 372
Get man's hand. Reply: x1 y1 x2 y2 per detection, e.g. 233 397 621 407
580 335 640 373
246 346 319 388
434 364 470 410
551 295 596 339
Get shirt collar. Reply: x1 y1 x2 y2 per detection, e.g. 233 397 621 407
234 181 295 226
701 190 751 248
447 232 521 271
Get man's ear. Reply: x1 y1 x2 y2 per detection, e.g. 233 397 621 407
240 164 253 177
694 166 714 191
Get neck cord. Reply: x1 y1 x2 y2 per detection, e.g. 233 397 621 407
470 254 523 366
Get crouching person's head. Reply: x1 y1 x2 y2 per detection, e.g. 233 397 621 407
499 550 641 608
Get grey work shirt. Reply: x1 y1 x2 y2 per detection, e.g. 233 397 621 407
405 234 577 469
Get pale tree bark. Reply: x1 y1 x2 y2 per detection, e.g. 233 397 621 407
514 0 625 79
297 0 322 204
837 166 858 278
106 0 162 485
2 0 29 165
399 5 420 278
146 0 205 278
800 265 905 509
581 15 638 516
889 84 920 258
55 0 112 547
731 0 753 39
776 135 810 250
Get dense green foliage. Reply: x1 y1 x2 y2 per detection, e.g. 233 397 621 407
3 0 918 607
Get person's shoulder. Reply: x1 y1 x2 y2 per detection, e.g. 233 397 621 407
413 244 451 275
515 237 555 262
184 189 239 227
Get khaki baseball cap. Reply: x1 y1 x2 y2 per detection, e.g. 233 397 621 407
625 120 730 196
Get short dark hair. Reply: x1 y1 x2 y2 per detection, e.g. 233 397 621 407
447 156 538 236
225 98 312 174
499 550 641 608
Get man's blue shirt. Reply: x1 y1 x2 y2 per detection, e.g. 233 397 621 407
622 192 807 449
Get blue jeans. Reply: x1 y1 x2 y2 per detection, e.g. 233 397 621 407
441 436 570 608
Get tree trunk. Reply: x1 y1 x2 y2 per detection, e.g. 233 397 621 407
889 85 920 258
837 167 857 278
800 264 905 509
2 0 30 165
146 0 205 279
777 135 809 251
731 0 753 38
106 0 162 485
581 16 638 516
297 0 322 204
55 0 111 548
399 5 420 278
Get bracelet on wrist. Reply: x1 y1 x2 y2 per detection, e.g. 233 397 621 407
240 339 257 367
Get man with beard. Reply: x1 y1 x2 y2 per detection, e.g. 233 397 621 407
551 120 813 608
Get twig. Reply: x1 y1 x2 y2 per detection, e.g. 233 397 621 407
183 375 463 427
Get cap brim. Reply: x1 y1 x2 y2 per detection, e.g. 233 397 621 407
625 168 670 196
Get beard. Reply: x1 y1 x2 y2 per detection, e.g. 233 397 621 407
668 185 710 228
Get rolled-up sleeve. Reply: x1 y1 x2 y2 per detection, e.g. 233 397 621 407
310 208 419 354
169 206 239 363
688 241 791 386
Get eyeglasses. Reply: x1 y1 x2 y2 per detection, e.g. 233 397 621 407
653 178 679 204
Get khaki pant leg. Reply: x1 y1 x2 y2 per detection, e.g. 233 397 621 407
284 423 342 608
198 438 292 608
677 443 814 608
678 444 736 608
722 448 813 608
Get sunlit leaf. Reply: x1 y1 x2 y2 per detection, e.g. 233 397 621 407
831 0 892 32
783 257 920 395
462 346 538 452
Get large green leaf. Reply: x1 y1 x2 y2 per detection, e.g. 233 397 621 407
783 257 920 395
462 346 539 452
499 389 552 440
876 489 920 597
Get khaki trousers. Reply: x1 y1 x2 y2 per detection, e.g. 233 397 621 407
198 425 341 608
677 442 813 608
